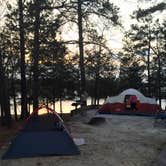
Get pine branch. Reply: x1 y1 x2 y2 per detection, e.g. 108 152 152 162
136 2 166 18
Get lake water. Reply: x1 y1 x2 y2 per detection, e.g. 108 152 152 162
10 98 105 115
8 98 166 115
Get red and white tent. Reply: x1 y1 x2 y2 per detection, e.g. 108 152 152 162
98 89 161 115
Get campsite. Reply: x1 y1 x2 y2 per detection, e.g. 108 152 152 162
1 109 166 166
1 88 166 165
0 0 166 166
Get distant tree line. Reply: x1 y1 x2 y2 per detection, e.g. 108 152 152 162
0 0 165 126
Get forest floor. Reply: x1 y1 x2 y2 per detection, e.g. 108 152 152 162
1 110 166 166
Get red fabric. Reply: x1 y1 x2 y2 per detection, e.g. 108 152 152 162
130 95 137 102
26 106 63 122
99 102 162 115
99 103 124 112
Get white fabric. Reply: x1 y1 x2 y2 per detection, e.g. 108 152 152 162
73 138 85 146
105 89 156 104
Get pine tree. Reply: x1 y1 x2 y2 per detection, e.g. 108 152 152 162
57 0 120 98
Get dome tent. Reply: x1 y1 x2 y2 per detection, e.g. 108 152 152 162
2 107 80 159
99 88 161 116
105 89 156 104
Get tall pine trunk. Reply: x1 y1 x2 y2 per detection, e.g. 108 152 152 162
94 46 101 105
0 80 4 125
147 25 152 97
0 51 11 126
94 72 99 105
33 0 40 110
77 0 86 95
156 34 161 107
0 105 4 125
18 0 28 119
147 41 151 96
157 53 161 106
12 84 18 121
11 73 18 121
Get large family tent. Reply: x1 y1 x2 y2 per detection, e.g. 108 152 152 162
98 88 161 116
2 106 80 159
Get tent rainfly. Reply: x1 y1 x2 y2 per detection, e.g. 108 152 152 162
98 88 162 116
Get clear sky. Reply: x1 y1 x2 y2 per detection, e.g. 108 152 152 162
108 0 138 50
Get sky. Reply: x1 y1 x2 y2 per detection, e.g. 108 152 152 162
58 0 140 54
109 0 165 51
0 0 165 52
107 0 138 50
61 0 140 52
62 0 164 52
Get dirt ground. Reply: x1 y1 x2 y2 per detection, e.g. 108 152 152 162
1 110 166 166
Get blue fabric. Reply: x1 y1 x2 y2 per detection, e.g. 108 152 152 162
2 131 80 159
2 114 80 159
23 114 60 131
155 113 166 119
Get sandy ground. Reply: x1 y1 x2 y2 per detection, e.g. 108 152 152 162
1 110 166 166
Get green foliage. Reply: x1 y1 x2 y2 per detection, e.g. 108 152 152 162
135 2 166 19
1 0 78 102
118 50 145 92
121 6 166 99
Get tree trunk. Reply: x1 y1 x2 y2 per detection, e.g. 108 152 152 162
33 0 40 110
11 69 18 121
156 33 162 106
28 97 31 114
13 95 18 121
60 97 63 115
94 46 101 105
18 0 28 119
3 83 11 126
53 99 55 111
46 99 49 107
147 36 151 97
94 72 99 105
0 105 4 125
91 97 94 105
147 25 151 97
12 84 18 121
0 87 5 126
52 87 56 110
0 51 11 126
27 66 32 114
157 53 161 106
97 98 100 106
77 0 86 95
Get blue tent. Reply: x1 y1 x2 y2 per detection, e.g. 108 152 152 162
2 107 80 159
